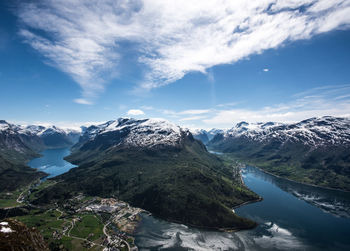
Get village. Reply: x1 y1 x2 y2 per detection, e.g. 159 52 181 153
39 194 143 251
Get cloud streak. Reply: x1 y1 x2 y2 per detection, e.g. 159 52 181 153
17 0 350 103
202 84 350 128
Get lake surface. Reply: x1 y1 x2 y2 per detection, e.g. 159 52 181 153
133 166 350 251
27 148 76 179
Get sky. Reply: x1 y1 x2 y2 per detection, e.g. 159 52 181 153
1 0 350 130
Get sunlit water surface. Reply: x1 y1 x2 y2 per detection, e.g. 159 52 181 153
28 148 76 179
133 166 350 251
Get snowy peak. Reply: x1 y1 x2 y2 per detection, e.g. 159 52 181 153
235 121 249 128
0 120 13 132
0 120 80 137
189 128 227 143
0 120 81 149
222 116 350 146
80 118 188 149
190 129 210 144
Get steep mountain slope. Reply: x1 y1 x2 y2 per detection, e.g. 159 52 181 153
0 121 45 191
0 120 81 191
32 118 259 230
208 116 350 191
208 128 225 140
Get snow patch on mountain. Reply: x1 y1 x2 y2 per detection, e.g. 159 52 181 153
222 117 350 146
82 118 187 148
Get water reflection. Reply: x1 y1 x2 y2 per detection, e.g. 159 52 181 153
242 166 350 218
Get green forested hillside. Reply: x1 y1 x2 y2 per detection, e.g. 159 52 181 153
32 135 259 230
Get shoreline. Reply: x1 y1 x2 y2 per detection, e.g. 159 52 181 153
211 151 350 193
138 196 263 233
233 197 263 210
250 165 350 193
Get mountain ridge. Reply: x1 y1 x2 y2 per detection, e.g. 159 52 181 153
208 116 350 191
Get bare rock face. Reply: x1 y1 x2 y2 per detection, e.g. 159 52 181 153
0 219 49 251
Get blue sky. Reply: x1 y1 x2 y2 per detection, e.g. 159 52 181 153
1 0 350 129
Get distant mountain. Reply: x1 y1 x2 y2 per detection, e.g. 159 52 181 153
207 128 225 140
208 116 350 191
190 128 225 144
191 129 210 144
32 118 259 230
0 120 81 191
19 124 80 149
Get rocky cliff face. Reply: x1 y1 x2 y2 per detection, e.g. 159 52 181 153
0 219 49 251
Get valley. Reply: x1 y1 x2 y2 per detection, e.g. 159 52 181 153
1 116 350 250
1 118 260 250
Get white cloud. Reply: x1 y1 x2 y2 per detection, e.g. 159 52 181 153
263 68 269 72
74 98 93 105
179 115 208 121
17 0 350 102
127 109 145 116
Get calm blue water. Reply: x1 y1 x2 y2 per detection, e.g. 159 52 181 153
134 166 350 251
27 148 76 179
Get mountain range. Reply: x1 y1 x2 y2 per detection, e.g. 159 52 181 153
1 116 350 231
207 116 350 191
191 128 225 144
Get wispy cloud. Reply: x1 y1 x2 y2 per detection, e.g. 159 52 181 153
74 98 93 105
179 115 208 122
17 0 350 103
202 84 350 128
178 109 211 115
216 102 241 108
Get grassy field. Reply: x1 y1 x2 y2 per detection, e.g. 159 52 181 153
12 210 105 250
0 188 25 208
13 209 65 239
0 197 21 208
70 214 104 241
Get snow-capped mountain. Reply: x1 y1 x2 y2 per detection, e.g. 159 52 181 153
190 128 226 144
207 128 225 140
191 129 210 144
208 116 350 191
0 120 37 157
0 120 81 152
215 116 350 147
77 118 191 150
